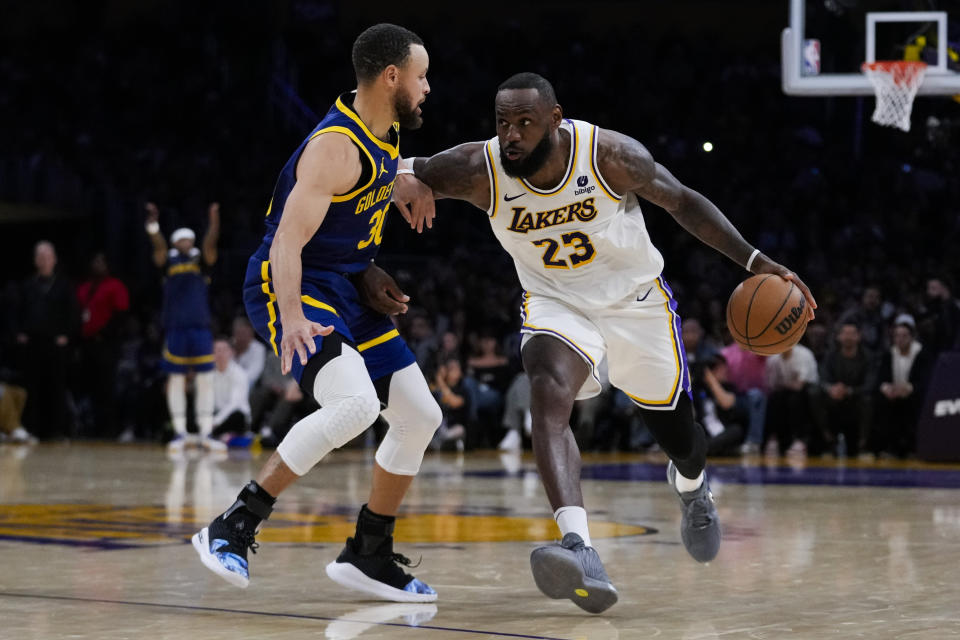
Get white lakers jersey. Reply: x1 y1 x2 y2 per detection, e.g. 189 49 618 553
482 118 664 309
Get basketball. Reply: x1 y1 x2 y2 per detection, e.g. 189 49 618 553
726 274 809 355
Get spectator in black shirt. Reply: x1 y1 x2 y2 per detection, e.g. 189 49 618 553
917 277 960 357
817 321 877 458
693 354 748 456
432 356 468 449
465 330 512 444
12 241 79 439
839 285 889 354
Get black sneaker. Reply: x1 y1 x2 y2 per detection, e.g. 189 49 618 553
325 537 437 603
192 481 273 588
530 533 618 614
192 516 259 588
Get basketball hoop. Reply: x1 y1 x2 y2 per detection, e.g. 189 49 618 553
861 61 927 132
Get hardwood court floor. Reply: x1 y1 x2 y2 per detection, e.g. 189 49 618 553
2 443 960 639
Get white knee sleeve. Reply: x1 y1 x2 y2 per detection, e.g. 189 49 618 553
277 345 381 476
194 371 214 437
167 373 187 435
376 363 443 476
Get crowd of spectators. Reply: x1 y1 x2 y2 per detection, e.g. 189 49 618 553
1 4 958 458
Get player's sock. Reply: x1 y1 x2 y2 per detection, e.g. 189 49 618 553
674 469 704 493
167 373 187 436
195 371 215 438
554 506 592 548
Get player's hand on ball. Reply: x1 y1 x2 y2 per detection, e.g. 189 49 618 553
393 173 436 233
749 253 817 320
280 316 334 374
355 263 409 315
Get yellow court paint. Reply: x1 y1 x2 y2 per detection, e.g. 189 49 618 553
0 504 650 546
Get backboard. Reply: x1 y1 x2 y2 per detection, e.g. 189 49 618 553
782 0 960 96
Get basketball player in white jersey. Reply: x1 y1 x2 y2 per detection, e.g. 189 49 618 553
374 72 817 613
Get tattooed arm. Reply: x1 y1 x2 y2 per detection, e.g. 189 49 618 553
412 142 491 212
595 128 816 313
355 143 491 313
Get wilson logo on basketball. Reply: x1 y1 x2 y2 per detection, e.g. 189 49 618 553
774 295 806 335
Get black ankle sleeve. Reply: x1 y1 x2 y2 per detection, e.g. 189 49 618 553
358 504 396 538
237 481 276 520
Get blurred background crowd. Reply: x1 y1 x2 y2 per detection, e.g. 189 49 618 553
1 1 958 459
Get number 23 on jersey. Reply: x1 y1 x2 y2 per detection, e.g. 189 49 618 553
532 231 596 270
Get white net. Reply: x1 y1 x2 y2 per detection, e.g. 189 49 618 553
862 61 927 132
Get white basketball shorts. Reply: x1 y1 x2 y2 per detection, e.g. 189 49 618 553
519 276 691 410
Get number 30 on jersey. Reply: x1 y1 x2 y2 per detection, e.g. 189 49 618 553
357 204 388 249
532 231 596 270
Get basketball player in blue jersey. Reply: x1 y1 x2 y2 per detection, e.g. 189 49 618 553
145 201 225 453
381 72 817 613
192 24 441 603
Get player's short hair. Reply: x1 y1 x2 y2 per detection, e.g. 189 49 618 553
497 72 557 106
352 23 424 84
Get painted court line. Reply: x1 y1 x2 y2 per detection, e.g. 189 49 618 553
0 591 569 639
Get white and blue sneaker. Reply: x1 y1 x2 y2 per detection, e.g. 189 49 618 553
326 536 437 603
193 481 274 588
192 519 259 588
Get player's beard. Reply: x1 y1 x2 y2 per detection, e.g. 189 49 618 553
393 85 422 130
500 130 554 178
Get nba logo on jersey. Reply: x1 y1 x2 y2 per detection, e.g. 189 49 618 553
802 39 821 76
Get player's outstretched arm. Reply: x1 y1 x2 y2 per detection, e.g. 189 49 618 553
399 142 490 231
270 132 358 373
595 128 817 316
393 157 437 234
202 202 220 266
144 202 167 268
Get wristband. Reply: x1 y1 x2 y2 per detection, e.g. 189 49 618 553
396 168 415 175
145 221 160 235
745 248 760 272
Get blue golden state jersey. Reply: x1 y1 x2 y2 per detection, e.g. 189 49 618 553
162 247 211 329
257 92 400 274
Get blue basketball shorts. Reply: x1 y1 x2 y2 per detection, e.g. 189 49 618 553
243 257 416 384
162 326 215 373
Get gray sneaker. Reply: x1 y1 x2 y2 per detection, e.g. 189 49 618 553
666 461 721 563
530 533 618 614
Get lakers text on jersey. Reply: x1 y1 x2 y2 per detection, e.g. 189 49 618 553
487 119 689 408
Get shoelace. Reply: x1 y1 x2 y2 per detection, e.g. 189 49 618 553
687 493 716 529
388 552 421 569
230 528 259 555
